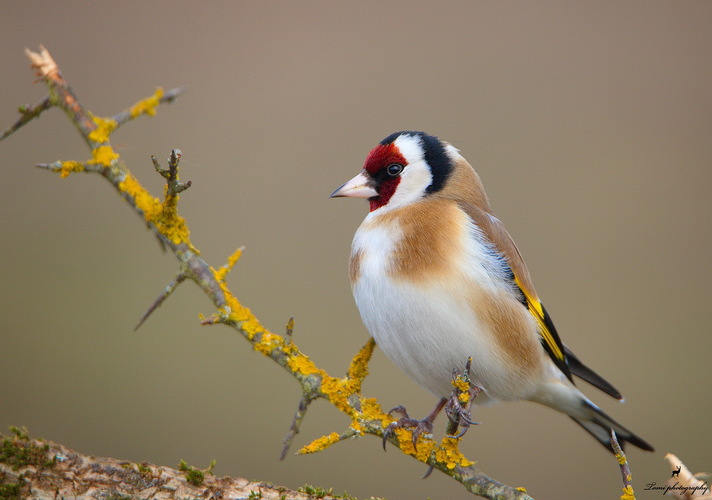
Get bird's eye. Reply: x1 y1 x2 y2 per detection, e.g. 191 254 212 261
386 163 404 176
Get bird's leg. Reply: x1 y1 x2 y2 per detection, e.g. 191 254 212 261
444 357 481 439
444 385 481 438
382 397 448 451
422 379 481 479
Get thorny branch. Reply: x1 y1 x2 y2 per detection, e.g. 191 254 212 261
2 46 638 499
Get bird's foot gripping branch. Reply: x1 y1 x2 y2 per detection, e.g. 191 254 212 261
1 46 639 500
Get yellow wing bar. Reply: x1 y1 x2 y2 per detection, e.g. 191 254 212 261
514 276 568 373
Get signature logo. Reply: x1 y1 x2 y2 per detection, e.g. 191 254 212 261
644 482 710 497
672 466 682 478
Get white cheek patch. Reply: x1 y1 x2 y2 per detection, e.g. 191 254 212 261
377 134 433 211
393 134 424 163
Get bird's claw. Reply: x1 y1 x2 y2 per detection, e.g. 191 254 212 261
444 386 480 439
382 405 435 451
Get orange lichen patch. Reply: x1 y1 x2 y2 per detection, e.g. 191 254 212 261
130 87 164 118
433 437 475 470
89 145 120 167
88 115 117 144
297 432 341 455
59 161 85 178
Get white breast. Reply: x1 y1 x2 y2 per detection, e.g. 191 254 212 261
351 209 542 403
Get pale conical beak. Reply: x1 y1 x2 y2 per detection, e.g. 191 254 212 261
330 171 378 199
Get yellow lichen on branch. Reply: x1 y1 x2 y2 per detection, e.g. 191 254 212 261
214 247 244 283
8 47 541 499
252 331 285 356
452 374 471 404
117 172 193 246
620 485 636 500
358 397 390 428
130 87 164 118
205 266 268 340
434 437 475 469
118 173 163 222
59 160 85 178
156 188 191 246
89 145 120 167
286 351 322 377
298 432 342 455
345 337 375 391
88 115 117 144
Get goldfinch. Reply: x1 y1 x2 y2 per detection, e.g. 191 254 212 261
331 131 653 453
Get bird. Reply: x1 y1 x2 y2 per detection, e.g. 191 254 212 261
330 130 654 453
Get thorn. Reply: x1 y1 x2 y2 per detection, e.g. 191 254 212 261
168 148 182 170
174 179 191 193
163 86 189 103
1 97 52 142
36 162 62 172
135 273 187 331
280 395 312 460
285 316 295 345
151 154 169 179
200 315 223 326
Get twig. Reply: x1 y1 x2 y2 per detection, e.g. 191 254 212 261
135 272 188 331
611 431 636 500
0 97 52 142
24 45 96 144
281 395 313 460
152 149 192 195
111 86 188 128
5 46 536 500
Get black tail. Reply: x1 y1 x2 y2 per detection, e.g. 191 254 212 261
565 345 623 400
571 400 654 453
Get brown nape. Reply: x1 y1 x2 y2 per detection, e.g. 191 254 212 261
429 154 540 301
433 156 493 214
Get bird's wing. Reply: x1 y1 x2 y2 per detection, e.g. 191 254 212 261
460 203 572 381
460 203 623 399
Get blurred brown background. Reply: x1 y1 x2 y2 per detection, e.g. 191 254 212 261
1 2 710 499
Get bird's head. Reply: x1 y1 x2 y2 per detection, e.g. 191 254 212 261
330 131 457 212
